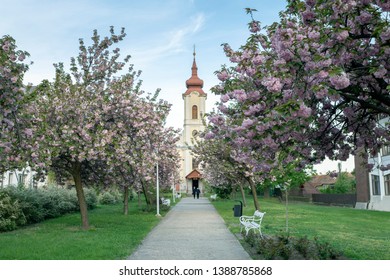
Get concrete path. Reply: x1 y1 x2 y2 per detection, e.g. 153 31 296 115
128 197 251 260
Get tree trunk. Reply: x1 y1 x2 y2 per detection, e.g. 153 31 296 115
285 187 289 233
123 185 129 215
71 162 89 230
263 186 270 198
247 176 260 210
239 184 247 207
141 180 152 205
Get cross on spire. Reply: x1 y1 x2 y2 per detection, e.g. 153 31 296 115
193 44 196 58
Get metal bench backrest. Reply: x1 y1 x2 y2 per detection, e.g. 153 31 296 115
253 210 265 222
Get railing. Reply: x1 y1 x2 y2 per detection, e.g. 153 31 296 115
312 193 357 207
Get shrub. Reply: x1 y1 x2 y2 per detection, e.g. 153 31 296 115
42 187 78 218
110 189 123 202
246 233 343 260
1 186 97 226
98 192 117 205
10 188 46 223
212 186 233 199
0 191 26 232
83 188 98 209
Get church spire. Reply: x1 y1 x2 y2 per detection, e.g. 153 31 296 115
191 45 198 76
185 45 205 96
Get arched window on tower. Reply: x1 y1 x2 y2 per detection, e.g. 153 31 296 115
192 158 199 169
192 105 198 119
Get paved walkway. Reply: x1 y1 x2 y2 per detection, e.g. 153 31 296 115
128 197 251 260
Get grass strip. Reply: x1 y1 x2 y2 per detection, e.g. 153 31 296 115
0 202 164 260
212 196 390 260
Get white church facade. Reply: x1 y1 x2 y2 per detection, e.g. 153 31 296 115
177 51 206 196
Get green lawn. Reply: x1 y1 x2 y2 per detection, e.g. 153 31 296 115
0 202 166 260
212 196 390 260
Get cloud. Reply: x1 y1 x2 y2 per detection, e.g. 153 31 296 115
132 13 205 65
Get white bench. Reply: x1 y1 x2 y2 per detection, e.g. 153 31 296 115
210 194 217 200
161 198 170 207
239 210 266 237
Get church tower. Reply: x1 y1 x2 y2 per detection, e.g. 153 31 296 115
178 49 207 195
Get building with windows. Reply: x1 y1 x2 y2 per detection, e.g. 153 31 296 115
355 117 390 211
0 167 44 189
177 50 207 195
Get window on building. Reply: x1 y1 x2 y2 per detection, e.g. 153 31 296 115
385 174 390 196
8 173 13 186
192 158 198 169
371 174 381 195
192 105 198 119
382 145 390 156
18 173 27 186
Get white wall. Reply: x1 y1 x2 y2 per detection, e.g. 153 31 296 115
1 167 46 189
368 150 390 211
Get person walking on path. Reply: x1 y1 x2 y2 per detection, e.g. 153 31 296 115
128 197 251 260
196 188 200 199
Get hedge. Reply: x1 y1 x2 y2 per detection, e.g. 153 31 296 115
0 186 97 232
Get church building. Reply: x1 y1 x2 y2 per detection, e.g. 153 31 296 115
177 50 207 195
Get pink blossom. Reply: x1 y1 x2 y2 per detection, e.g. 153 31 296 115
336 30 349 41
24 128 33 137
220 94 230 103
375 0 390 11
249 21 261 33
2 42 10 52
242 119 254 128
297 103 312 118
329 73 350 89
301 10 315 24
233 89 247 102
204 132 215 140
306 0 316 7
357 11 372 24
380 27 390 42
318 70 329 79
373 65 387 78
262 77 283 92
217 71 229 81
18 53 26 61
252 55 265 65
308 30 320 40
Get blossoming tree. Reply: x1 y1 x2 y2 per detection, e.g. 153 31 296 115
0 36 31 172
207 0 389 198
192 131 250 206
28 27 180 228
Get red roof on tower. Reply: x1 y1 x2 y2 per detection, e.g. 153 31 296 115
184 47 206 96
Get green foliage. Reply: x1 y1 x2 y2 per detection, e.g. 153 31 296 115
5 188 47 223
245 232 343 260
82 188 98 210
0 186 97 231
212 196 390 259
334 172 356 193
0 192 26 232
98 191 118 205
0 204 161 259
212 185 233 199
320 172 355 194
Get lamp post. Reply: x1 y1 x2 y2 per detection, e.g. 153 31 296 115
155 149 161 217
172 174 175 203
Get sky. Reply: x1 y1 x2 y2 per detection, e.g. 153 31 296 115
1 0 354 174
